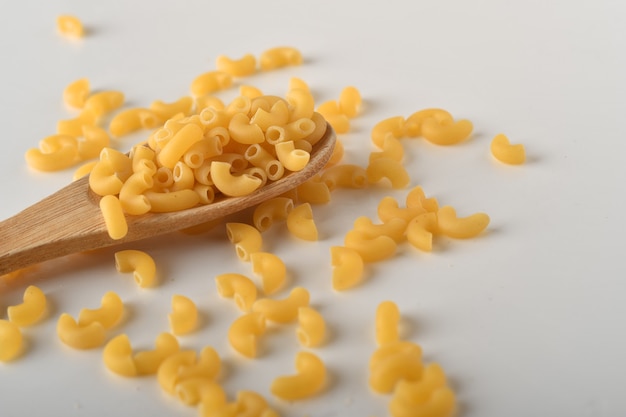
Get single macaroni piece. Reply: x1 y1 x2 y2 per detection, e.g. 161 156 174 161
73 161 97 180
320 164 368 190
369 341 423 394
176 345 221 381
404 108 452 137
369 133 404 163
250 252 287 295
145 189 200 213
216 54 257 77
211 161 263 197
406 212 438 252
78 291 123 329
275 141 310 171
228 112 265 144
215 273 258 311
197 383 229 413
353 216 407 243
0 320 23 362
78 125 111 160
338 86 362 118
437 205 489 239
244 144 284 181
297 306 325 347
405 186 439 213
330 246 365 291
25 134 78 171
252 287 310 324
134 332 180 375
149 96 194 120
372 116 405 148
57 15 84 38
118 172 153 215
157 350 197 394
286 203 318 241
376 301 400 346
7 285 47 327
253 197 294 232
344 230 397 263
251 100 289 131
100 195 128 240
389 363 456 417
289 77 310 93
228 312 266 358
57 313 106 349
109 108 162 138
270 351 326 400
240 85 264 98
83 91 125 118
490 133 526 165
157 123 204 169
259 46 303 70
377 196 426 223
196 95 225 112
366 157 410 189
286 88 315 121
102 334 138 377
63 78 90 109
296 175 331 205
421 117 473 146
190 71 233 97
114 249 157 288
169 295 198 335
226 222 263 261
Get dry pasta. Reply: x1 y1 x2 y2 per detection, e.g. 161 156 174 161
56 313 106 349
158 350 197 394
83 90 125 117
228 312 266 358
490 133 526 165
226 222 263 261
250 252 287 294
330 246 365 291
275 141 310 171
366 157 410 189
149 96 194 120
296 175 331 205
133 332 180 375
297 306 326 347
7 285 47 327
216 54 257 77
0 320 23 362
353 216 407 243
369 340 423 393
109 108 162 138
320 164 368 190
338 86 362 118
403 108 452 137
421 117 473 146
100 195 128 240
270 351 326 400
437 206 490 239
190 71 233 97
252 287 310 323
114 249 157 288
25 134 78 172
405 185 439 213
102 334 138 377
259 46 303 70
372 116 405 148
215 273 258 312
78 291 123 329
286 202 318 241
63 78 90 109
169 295 198 335
344 230 397 263
377 196 426 223
211 161 263 197
78 125 111 160
57 15 84 38
406 212 438 252
253 197 294 232
376 301 400 346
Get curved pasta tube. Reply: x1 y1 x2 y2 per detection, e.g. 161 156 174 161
109 108 162 138
286 203 318 241
252 287 310 324
376 301 400 346
301 112 328 147
406 212 438 252
78 125 110 160
190 71 233 97
57 14 84 38
103 334 137 377
320 164 368 190
64 78 90 109
215 273 258 312
228 113 265 145
228 312 266 358
216 54 257 76
225 95 252 117
289 77 310 93
89 160 124 196
323 113 350 134
133 332 180 375
250 252 287 295
369 133 404 163
270 351 326 400
286 88 315 121
0 320 23 362
100 195 128 240
324 136 344 168
244 144 284 181
57 111 96 139
338 86 362 118
296 175 331 205
25 134 78 171
369 340 422 371
114 249 157 288
56 313 106 349
176 378 225 407
118 171 153 215
149 96 194 120
176 345 221 381
158 123 204 169
172 161 195 191
405 186 439 213
250 99 289 131
297 306 325 347
73 161 97 180
353 216 407 243
330 246 365 291
437 205 490 239
377 196 426 223
169 295 198 335
145 189 200 213
366 157 410 189
344 230 397 263
7 285 46 327
275 141 310 172
372 116 405 148
403 108 452 137
240 85 264 99
421 118 473 146
211 161 263 197
369 341 423 393
490 133 526 165
157 350 197 394
234 390 270 417
226 222 263 261
83 91 125 117
282 118 316 141
78 291 123 329
196 95 226 113
252 197 294 232
259 46 303 70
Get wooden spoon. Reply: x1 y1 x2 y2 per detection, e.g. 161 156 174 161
0 124 336 277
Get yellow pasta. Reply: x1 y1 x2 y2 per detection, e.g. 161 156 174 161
250 100 290 131
369 133 404 163
196 95 225 112
57 112 96 137
239 85 264 98
259 46 303 70
286 88 315 121
226 222 263 261
338 86 362 118
252 197 294 232
73 160 97 180
56 313 106 349
244 144 284 181
57 15 84 38
145 189 200 213
109 108 162 138
286 202 318 241
288 77 311 93
421 117 473 146
405 185 439 213
7 285 47 327
372 116 405 148
210 161 263 197
376 301 400 346
297 306 325 347
215 273 258 311
158 350 197 394
169 295 198 335
25 134 78 172
296 175 331 205
353 216 407 243
176 379 224 407
0 320 23 362
99 195 128 240
227 112 265 145
320 164 368 190
83 91 125 118
366 157 410 189
175 345 221 382
490 133 526 165
157 123 204 169
63 78 90 109
330 246 365 291
344 230 397 263
252 287 310 324
114 249 157 288
377 196 426 223
149 96 194 120
250 252 287 295
134 332 180 375
437 205 490 239
216 54 257 77
406 212 438 252
102 334 137 377
78 125 111 160
118 171 152 215
369 341 423 394
228 312 266 358
270 351 326 400
403 108 452 138
275 141 310 171
78 291 123 329
190 71 233 97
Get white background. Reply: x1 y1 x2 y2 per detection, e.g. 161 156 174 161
0 1 625 417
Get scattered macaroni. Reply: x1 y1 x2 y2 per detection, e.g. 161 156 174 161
250 252 287 294
320 164 368 190
437 205 490 239
228 312 266 358
421 117 473 146
297 306 326 347
253 197 294 232
134 332 180 375
330 246 365 291
63 78 90 109
270 351 326 400
169 295 198 335
0 320 22 362
286 203 318 241
377 196 426 223
25 134 78 172
100 195 128 240
226 222 263 261
114 249 157 288
353 216 407 243
366 157 410 189
57 15 84 38
78 291 123 330
103 334 138 377
57 313 106 349
369 340 423 393
372 116 405 148
406 212 438 251
376 301 400 346
338 86 362 118
344 230 397 263
7 285 47 327
490 133 526 165
190 71 233 97
259 46 303 70
252 287 310 324
215 273 258 312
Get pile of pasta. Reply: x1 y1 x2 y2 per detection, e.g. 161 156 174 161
2 40 532 417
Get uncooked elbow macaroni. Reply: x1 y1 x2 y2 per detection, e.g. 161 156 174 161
57 15 84 38
109 108 162 138
297 306 325 347
296 175 331 205
216 54 257 77
275 141 310 171
78 125 111 160
57 313 106 349
83 90 125 117
369 340 423 394
366 157 410 189
259 46 303 70
133 332 180 375
403 108 452 137
63 78 90 109
149 96 194 120
215 273 258 311
270 351 326 400
169 295 198 335
369 133 404 163
405 185 439 213
211 161 263 197
25 134 78 172
376 301 400 346
158 350 197 394
0 320 23 362
250 252 287 294
286 203 318 241
7 285 47 327
353 216 407 243
330 246 365 291
421 117 473 146
78 291 123 329
320 164 368 190
377 196 426 223
100 195 128 240
338 86 362 118
371 116 405 148
490 133 526 165
226 222 263 261
252 287 310 323
344 230 397 263
114 249 157 288
437 205 490 239
228 312 266 358
190 71 233 97
103 334 137 377
406 212 438 252
253 197 294 232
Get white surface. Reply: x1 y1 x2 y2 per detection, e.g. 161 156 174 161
0 1 625 416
